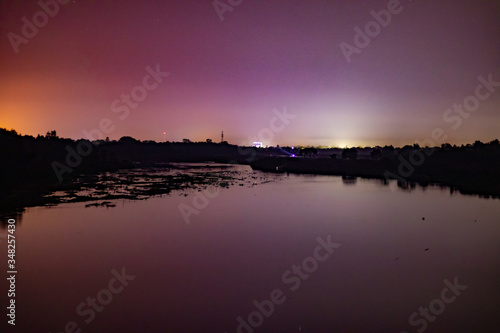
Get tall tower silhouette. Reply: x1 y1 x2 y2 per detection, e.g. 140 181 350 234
221 131 224 143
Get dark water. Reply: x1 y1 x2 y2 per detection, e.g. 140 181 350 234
1 164 499 332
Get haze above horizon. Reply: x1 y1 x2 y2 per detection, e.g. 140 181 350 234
1 1 499 147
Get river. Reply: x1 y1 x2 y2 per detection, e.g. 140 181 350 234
1 164 499 332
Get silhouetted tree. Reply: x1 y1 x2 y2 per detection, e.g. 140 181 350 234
46 130 58 139
342 148 358 160
119 136 138 143
370 149 382 160
473 140 484 147
300 147 317 158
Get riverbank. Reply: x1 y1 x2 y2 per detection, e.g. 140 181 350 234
249 154 500 198
2 128 499 215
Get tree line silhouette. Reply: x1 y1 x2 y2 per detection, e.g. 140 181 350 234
1 127 499 213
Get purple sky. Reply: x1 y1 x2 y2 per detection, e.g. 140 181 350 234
1 0 499 147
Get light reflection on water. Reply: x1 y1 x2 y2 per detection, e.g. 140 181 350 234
2 164 500 332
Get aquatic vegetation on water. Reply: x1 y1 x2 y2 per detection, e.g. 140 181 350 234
41 164 280 208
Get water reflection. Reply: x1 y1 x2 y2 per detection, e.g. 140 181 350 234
5 164 500 331
2 164 500 332
0 211 23 228
341 175 357 185
2 163 499 222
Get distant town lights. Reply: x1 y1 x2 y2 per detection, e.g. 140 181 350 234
253 142 263 148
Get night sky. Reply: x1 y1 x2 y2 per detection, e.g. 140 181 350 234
1 0 499 147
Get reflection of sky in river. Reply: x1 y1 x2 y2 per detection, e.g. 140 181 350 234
2 165 499 332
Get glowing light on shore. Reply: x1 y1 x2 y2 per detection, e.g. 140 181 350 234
335 141 351 148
